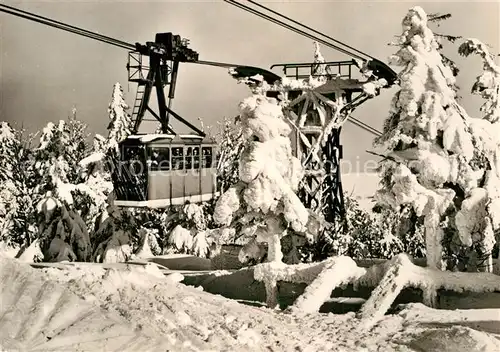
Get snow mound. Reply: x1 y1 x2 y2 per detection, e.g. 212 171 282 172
2 258 500 351
399 325 500 352
0 258 179 351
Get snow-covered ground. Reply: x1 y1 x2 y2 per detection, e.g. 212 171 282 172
1 257 499 352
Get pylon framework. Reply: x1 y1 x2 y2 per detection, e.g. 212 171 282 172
265 60 375 226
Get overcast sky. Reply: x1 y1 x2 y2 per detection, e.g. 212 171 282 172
0 0 498 172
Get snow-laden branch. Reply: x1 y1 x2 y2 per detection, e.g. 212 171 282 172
359 254 500 328
253 251 500 329
459 39 500 123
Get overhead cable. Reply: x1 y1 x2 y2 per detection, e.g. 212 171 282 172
224 0 364 60
0 4 135 50
244 0 373 60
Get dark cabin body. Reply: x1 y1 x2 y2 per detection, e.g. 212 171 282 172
112 134 218 208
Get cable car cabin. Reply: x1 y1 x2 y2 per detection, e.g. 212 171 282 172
112 134 218 208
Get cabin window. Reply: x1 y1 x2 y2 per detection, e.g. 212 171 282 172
171 147 184 170
123 145 143 161
185 147 193 169
202 147 213 168
123 145 146 175
193 147 200 169
185 147 201 170
148 147 170 171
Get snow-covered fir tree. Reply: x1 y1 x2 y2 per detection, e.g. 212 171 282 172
215 116 245 193
18 116 96 262
374 6 499 272
86 82 137 261
80 82 132 235
77 134 113 233
91 194 137 263
311 41 333 78
0 122 34 255
214 94 321 263
459 39 500 123
106 82 131 152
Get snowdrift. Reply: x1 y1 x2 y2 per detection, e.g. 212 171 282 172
2 257 500 351
0 258 179 351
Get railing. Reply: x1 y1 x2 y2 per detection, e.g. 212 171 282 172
270 60 357 80
127 52 150 84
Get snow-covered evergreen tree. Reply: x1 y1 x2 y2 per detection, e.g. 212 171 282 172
215 117 245 193
312 41 332 77
459 39 500 123
84 83 131 223
0 122 34 254
18 117 96 262
106 82 131 152
213 94 317 263
91 194 137 263
78 134 113 233
87 83 134 260
374 6 499 272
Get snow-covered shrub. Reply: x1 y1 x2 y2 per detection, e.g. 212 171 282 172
135 226 162 258
167 225 193 254
92 196 138 263
238 238 268 265
182 203 208 231
302 195 424 262
34 193 91 262
192 229 221 258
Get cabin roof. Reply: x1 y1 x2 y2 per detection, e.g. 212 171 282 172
122 134 215 145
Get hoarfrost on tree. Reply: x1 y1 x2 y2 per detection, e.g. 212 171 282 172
214 94 313 263
0 122 26 253
18 118 97 262
374 6 500 271
168 225 193 254
107 82 132 152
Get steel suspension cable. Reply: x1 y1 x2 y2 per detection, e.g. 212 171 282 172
224 0 361 60
0 4 135 51
244 0 373 61
349 116 382 137
0 3 135 49
1 3 385 138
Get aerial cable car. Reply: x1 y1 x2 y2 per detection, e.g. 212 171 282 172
0 2 395 213
0 4 252 208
